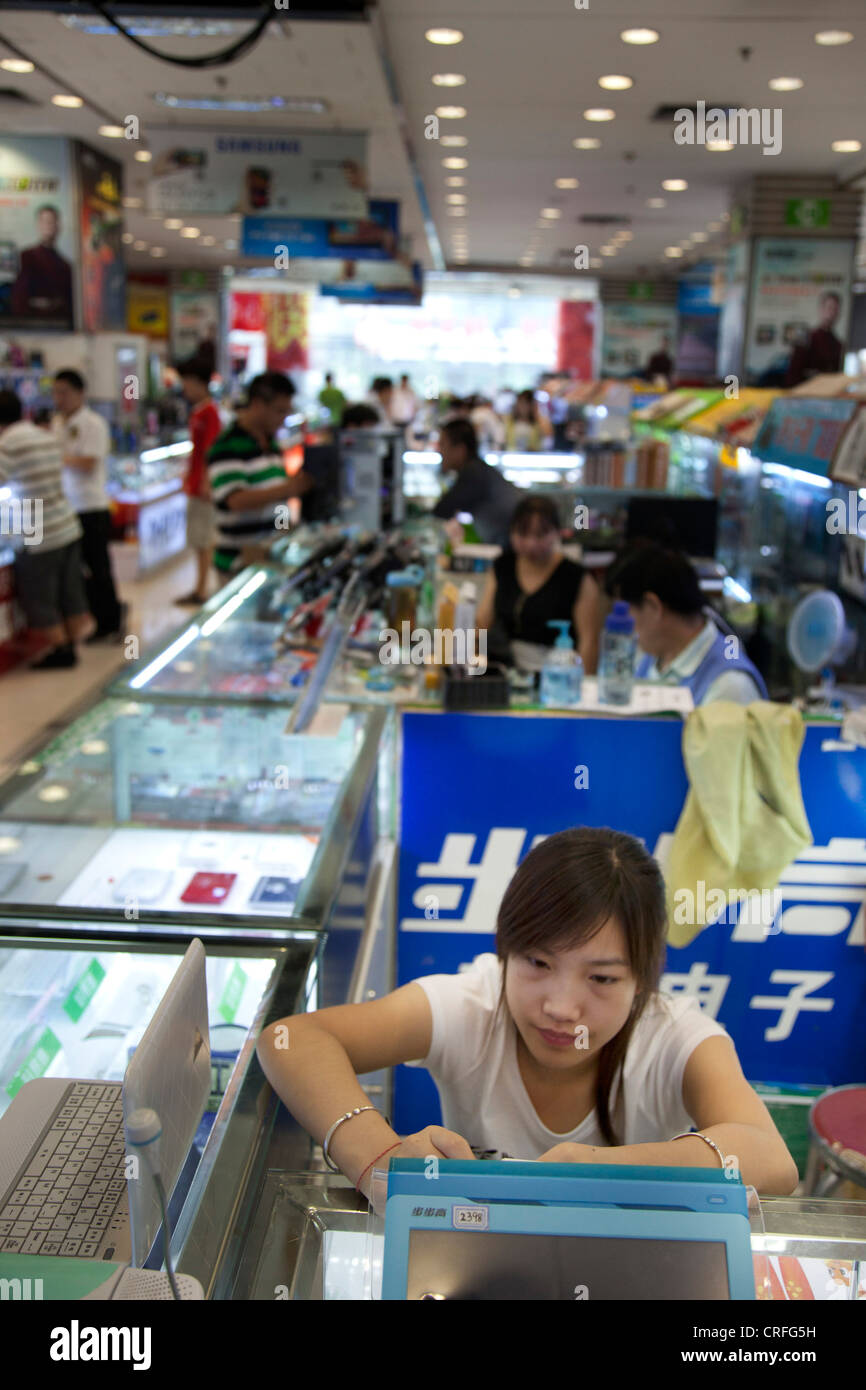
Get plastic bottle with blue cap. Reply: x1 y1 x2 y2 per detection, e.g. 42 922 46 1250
539 620 583 708
598 600 637 706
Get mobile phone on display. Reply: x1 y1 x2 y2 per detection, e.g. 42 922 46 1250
112 868 173 904
180 871 237 905
248 875 301 910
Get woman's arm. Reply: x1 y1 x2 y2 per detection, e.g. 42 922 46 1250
574 571 601 676
539 1036 799 1194
475 569 498 632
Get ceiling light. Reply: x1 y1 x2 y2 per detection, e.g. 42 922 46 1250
446 193 467 204
555 177 579 189
435 106 466 119
426 28 463 45
121 232 134 244
583 109 615 121
621 28 659 45
615 230 633 241
432 73 466 86
98 124 124 138
447 208 466 216
832 139 862 153
692 231 708 242
133 240 147 251
541 208 562 219
662 179 688 191
1 57 35 73
122 196 142 209
664 247 683 258
180 226 200 238
164 219 183 230
590 258 603 268
814 30 853 45
707 140 734 151
153 92 327 114
150 247 167 257
598 75 633 90
134 150 152 163
646 198 666 208
769 77 803 91
445 176 466 186
202 235 216 246
440 135 468 147
442 157 468 169
573 137 601 150
601 247 617 256
51 94 83 108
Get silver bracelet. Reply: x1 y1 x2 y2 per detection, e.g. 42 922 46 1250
322 1106 377 1172
671 1130 726 1169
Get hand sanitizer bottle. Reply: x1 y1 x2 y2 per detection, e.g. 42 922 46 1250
539 620 583 708
598 600 637 706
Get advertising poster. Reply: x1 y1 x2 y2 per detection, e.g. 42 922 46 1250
74 142 125 332
556 300 596 378
241 199 399 261
229 290 309 370
319 259 422 305
0 136 76 330
753 396 857 477
126 273 170 339
146 129 368 218
170 287 220 367
744 237 854 385
601 302 677 379
675 262 720 379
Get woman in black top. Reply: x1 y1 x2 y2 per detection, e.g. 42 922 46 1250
476 494 601 673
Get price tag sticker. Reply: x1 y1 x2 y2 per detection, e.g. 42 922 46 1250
451 1204 489 1231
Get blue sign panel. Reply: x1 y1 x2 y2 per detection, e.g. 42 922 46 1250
395 712 866 1134
753 396 857 478
241 200 399 260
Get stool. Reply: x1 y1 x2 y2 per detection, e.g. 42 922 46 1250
803 1085 866 1199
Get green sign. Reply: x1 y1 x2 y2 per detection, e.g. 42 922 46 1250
178 269 207 289
6 1028 62 1098
63 958 106 1023
218 962 247 1023
628 282 654 300
786 198 831 229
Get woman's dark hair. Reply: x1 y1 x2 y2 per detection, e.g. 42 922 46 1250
493 826 668 1145
606 542 703 619
510 493 560 537
512 388 538 421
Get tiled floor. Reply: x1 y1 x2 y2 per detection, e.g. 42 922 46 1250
0 547 204 774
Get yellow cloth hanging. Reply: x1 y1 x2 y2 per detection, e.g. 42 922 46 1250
665 701 813 947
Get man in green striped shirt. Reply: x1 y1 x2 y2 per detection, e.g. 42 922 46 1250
208 372 313 575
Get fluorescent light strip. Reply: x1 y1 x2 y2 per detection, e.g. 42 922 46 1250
200 568 268 636
129 626 200 689
761 462 833 489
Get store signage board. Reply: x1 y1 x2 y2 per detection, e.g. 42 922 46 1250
753 395 857 476
744 237 854 382
785 198 831 229
146 129 368 218
0 136 76 331
601 302 677 379
240 200 399 261
321 261 423 304
395 713 866 1136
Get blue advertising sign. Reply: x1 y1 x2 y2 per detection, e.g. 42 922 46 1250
395 712 866 1134
321 261 422 305
241 200 400 261
753 396 857 477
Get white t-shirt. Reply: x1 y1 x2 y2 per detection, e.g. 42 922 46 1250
54 405 110 513
405 953 728 1159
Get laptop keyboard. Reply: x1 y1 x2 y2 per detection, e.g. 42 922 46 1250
0 1082 127 1258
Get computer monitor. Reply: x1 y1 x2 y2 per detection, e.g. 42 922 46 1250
301 443 342 523
626 496 719 558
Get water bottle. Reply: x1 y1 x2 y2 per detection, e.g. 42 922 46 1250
598 601 637 706
539 620 583 708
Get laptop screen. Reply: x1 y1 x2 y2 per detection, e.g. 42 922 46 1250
407 1230 730 1300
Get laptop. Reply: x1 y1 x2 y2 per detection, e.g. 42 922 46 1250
0 938 211 1269
381 1159 755 1300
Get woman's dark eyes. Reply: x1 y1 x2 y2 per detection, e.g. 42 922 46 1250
525 957 621 985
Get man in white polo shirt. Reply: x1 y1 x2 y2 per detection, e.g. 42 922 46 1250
53 368 125 641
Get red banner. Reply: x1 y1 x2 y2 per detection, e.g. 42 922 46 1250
557 300 596 378
229 291 309 370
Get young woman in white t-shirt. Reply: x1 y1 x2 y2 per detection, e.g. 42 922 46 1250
258 827 798 1208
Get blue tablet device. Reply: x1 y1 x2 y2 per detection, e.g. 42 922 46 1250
381 1159 755 1300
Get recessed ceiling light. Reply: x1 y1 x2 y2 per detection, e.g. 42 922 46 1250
435 105 466 119
133 240 147 251
51 93 83 107
583 108 615 121
122 196 142 208
442 157 468 169
150 247 166 257
426 28 463 45
832 139 862 152
707 140 734 151
446 193 467 204
692 232 708 242
647 198 666 208
98 124 124 138
664 247 684 258
541 208 562 219
598 75 633 90
121 232 134 244
662 179 688 191
432 73 466 86
590 258 603 268
1 57 35 73
573 137 601 150
440 135 468 147
769 77 803 91
615 230 633 241
202 235 216 246
447 208 466 216
601 247 618 256
814 30 853 45
164 219 183 230
621 28 659 45
180 226 200 238
134 150 152 163
38 785 69 803
445 176 466 186
555 177 579 189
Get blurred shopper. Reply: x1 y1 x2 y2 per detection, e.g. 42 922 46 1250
606 543 767 704
469 394 506 449
476 494 600 674
208 372 312 578
340 403 381 428
176 359 222 606
390 373 418 426
431 417 520 548
52 369 125 642
785 291 844 387
504 389 552 451
645 336 674 383
365 376 394 425
0 389 93 668
318 371 347 424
